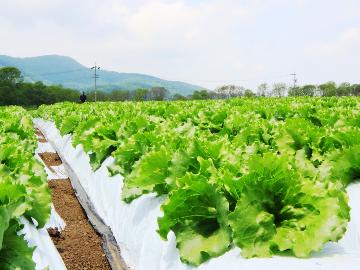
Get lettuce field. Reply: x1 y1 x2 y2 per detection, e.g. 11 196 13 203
37 97 359 265
1 97 359 269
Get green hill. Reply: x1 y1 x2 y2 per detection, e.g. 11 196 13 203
0 55 204 95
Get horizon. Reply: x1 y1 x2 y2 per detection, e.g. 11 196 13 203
1 0 359 90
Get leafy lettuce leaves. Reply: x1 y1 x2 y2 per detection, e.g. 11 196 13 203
158 177 232 266
1 107 52 270
228 154 350 258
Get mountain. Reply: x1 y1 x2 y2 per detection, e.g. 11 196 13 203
0 55 204 95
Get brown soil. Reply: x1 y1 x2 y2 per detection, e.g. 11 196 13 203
39 152 63 167
48 179 111 270
35 128 48 142
34 128 43 136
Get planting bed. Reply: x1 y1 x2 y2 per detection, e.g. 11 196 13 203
35 129 115 270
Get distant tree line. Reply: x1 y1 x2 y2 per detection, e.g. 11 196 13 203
0 67 176 106
254 82 359 98
257 82 360 97
182 82 360 100
287 82 360 97
0 67 80 107
1 67 359 107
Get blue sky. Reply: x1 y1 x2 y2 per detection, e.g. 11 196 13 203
0 0 359 89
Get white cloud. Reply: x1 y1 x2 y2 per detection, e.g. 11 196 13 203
0 0 359 89
311 27 360 55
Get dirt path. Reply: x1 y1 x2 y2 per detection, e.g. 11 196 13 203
36 128 111 270
39 152 62 166
48 179 111 270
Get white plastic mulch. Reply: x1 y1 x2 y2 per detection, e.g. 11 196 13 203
45 205 66 231
34 118 360 270
19 217 66 270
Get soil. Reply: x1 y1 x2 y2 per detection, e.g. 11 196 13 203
39 152 63 167
48 179 111 270
35 128 48 142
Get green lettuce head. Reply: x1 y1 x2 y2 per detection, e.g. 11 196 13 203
228 153 350 258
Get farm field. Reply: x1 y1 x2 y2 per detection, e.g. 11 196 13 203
1 97 360 269
37 97 359 265
2 1 360 269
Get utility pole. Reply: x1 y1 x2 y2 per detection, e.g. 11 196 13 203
91 63 100 102
290 72 297 88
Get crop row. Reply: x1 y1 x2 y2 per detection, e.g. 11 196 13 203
0 107 51 269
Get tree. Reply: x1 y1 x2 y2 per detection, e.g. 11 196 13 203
0 67 22 85
319 81 337 97
337 82 351 96
301 85 316 96
214 85 244 98
271 83 287 97
191 90 211 100
208 91 219 99
34 81 46 90
288 86 300 96
110 90 131 101
289 85 316 96
148 87 168 101
87 90 110 101
172 93 187 100
257 83 268 97
244 89 256 97
133 88 149 101
351 84 360 96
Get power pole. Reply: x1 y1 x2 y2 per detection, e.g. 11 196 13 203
290 72 297 88
91 63 100 101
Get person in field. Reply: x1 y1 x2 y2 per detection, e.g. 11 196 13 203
80 91 87 103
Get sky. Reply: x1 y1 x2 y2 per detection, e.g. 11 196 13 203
0 0 359 90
